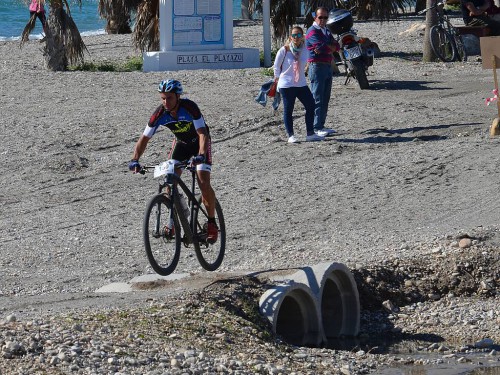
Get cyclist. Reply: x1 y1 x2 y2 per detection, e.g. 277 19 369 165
129 79 218 243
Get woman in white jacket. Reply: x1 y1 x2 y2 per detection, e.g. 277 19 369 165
274 26 324 143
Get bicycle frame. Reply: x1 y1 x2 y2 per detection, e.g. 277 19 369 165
153 160 209 246
418 1 466 62
141 158 226 275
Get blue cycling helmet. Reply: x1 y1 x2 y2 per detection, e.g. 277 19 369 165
158 79 183 94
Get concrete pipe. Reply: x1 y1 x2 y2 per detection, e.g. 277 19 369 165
268 262 360 342
259 283 322 347
319 263 360 339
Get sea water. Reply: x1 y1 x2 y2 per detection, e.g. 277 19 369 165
0 0 247 41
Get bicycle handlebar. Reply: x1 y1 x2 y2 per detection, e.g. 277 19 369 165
139 159 194 175
417 1 444 15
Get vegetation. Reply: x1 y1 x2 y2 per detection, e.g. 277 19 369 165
68 56 143 72
250 0 413 41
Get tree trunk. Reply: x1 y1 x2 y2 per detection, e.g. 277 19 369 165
241 0 250 19
422 0 438 62
44 8 68 71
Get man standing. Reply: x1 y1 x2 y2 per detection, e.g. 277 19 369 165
305 6 340 137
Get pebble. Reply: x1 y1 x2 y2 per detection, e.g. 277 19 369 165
459 238 472 248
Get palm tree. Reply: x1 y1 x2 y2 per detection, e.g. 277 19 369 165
20 0 87 71
98 0 142 34
133 0 159 52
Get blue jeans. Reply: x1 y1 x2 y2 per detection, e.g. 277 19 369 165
309 63 333 131
280 86 315 137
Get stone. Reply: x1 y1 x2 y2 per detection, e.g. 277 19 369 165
382 300 398 313
475 338 494 348
458 238 472 248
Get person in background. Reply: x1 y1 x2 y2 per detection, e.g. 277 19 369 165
461 0 500 35
485 0 500 21
274 26 325 143
305 6 340 137
29 0 47 34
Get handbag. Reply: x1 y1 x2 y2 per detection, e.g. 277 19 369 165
268 46 288 98
268 80 278 97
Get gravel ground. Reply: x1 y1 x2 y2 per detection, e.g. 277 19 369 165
0 16 499 374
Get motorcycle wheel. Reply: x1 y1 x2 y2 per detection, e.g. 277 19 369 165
351 59 369 90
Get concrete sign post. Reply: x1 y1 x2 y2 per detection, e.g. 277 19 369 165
143 0 260 71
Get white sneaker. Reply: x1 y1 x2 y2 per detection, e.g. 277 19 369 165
288 135 298 143
315 128 337 137
305 133 324 142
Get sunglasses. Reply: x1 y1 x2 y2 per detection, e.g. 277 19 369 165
317 16 328 20
291 33 303 38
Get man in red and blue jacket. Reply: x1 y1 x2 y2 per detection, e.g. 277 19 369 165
306 7 340 136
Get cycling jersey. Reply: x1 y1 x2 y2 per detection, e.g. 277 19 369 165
143 98 209 143
143 98 212 166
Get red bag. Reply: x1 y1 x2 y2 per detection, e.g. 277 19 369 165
268 46 288 98
268 80 278 97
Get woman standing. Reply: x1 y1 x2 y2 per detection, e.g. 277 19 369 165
274 26 324 143
29 0 47 34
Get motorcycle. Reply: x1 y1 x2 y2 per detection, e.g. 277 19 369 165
326 7 375 89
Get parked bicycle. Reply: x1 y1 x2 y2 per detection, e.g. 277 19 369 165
418 1 467 62
140 159 226 276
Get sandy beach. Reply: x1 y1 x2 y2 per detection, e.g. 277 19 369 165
0 18 499 374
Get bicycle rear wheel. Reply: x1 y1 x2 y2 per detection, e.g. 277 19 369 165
430 25 456 62
143 194 181 276
192 197 226 271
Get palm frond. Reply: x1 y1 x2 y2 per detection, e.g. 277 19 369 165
19 13 37 47
303 0 340 26
360 0 413 20
44 6 88 70
62 10 88 65
98 0 139 33
133 0 159 52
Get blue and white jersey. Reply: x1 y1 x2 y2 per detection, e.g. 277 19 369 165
144 98 208 143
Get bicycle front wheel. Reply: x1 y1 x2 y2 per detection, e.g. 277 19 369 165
430 25 456 62
143 194 181 276
193 198 226 271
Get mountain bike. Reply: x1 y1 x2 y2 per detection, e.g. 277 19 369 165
418 1 467 62
140 159 225 276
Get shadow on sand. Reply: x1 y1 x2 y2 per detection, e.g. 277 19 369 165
336 122 483 144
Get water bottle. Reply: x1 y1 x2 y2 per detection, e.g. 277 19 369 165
178 193 190 220
166 217 174 229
